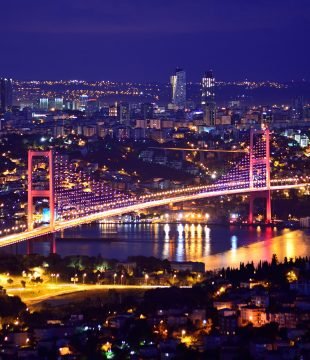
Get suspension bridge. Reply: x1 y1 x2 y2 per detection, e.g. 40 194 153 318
0 129 308 248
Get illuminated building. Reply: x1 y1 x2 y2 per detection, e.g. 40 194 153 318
0 78 13 112
201 70 215 105
79 94 88 111
240 306 267 327
170 68 186 109
117 102 130 125
109 104 118 117
83 125 96 137
39 98 49 111
86 99 99 113
54 98 64 110
291 96 304 122
201 70 216 126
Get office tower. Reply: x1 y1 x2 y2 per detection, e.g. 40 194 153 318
39 98 49 111
118 102 130 124
201 70 215 105
170 68 186 109
109 104 118 117
79 94 88 111
291 96 304 122
141 103 154 119
86 99 99 113
201 70 216 126
0 78 13 112
54 98 64 110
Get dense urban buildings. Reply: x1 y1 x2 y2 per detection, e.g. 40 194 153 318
0 0 309 358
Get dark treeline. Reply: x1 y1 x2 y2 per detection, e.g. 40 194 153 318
219 255 310 286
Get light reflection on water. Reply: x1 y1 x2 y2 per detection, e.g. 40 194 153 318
1 223 309 270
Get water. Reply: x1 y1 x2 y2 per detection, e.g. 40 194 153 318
2 223 309 270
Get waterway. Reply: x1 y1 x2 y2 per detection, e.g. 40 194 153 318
1 223 309 270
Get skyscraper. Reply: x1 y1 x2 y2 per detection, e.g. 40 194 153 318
141 103 154 119
0 78 13 112
79 94 88 111
201 70 216 126
54 97 64 110
201 70 215 105
291 96 304 122
170 68 186 109
39 98 49 111
117 102 130 125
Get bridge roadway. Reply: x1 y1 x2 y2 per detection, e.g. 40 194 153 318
0 183 308 248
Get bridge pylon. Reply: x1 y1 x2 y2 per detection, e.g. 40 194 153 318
248 128 271 224
27 150 55 232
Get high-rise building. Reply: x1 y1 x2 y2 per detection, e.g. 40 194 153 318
39 98 49 111
54 98 64 110
0 78 13 112
291 96 304 122
170 68 186 109
79 94 88 111
86 99 99 113
141 103 154 119
201 70 216 126
201 70 215 105
118 102 130 125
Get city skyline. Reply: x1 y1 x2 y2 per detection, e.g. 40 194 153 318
0 0 309 82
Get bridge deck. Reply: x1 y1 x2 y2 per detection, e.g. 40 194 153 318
0 183 307 248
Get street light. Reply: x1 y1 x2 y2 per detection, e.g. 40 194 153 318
56 274 59 284
83 273 86 284
113 273 117 285
72 274 78 285
173 274 177 285
121 274 124 285
145 273 149 286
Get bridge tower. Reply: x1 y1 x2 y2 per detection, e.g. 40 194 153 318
248 128 271 224
27 150 55 232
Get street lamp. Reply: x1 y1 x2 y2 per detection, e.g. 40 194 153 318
113 273 117 285
145 274 149 286
83 273 86 284
121 274 124 285
56 274 59 284
173 274 177 285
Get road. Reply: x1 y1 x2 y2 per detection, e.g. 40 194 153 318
7 283 170 307
0 182 308 248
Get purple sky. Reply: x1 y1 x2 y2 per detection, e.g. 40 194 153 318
0 0 309 81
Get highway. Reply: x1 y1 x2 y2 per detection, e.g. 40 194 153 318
0 181 308 248
7 283 170 307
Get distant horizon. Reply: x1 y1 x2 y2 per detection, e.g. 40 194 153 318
6 77 310 84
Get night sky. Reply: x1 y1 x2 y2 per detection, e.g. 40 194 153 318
0 0 309 82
